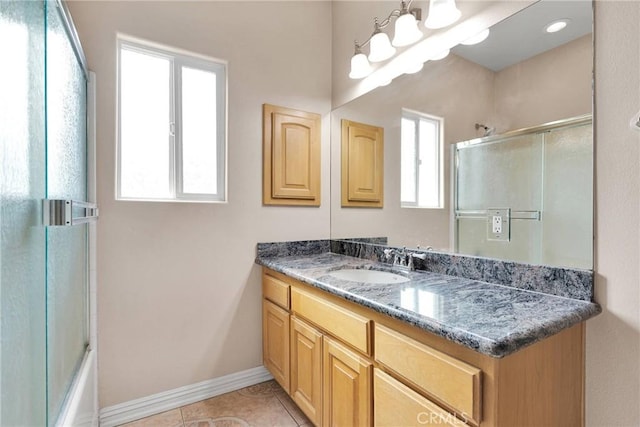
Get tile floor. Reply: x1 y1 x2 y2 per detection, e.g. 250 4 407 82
120 381 311 427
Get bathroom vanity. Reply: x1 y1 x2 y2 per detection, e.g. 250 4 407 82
256 240 600 427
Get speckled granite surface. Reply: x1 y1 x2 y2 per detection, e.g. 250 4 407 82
255 251 601 358
331 239 595 302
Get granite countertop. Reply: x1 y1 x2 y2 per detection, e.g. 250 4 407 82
256 252 601 358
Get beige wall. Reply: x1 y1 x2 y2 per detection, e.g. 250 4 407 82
588 1 640 425
67 1 332 407
493 34 593 132
67 1 640 422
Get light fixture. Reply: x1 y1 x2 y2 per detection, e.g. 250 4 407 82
349 1 423 79
424 0 461 29
545 19 570 33
461 28 490 45
349 43 373 79
369 21 396 63
405 62 424 74
392 2 423 47
430 49 450 61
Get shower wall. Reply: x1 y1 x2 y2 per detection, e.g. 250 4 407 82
455 118 593 269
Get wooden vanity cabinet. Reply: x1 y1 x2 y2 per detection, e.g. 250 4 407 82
262 270 292 393
290 316 323 426
374 369 467 427
261 268 586 427
262 299 290 393
323 336 372 427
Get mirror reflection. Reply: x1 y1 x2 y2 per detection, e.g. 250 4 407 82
330 0 593 269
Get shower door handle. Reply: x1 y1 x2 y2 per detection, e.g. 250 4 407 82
43 199 99 226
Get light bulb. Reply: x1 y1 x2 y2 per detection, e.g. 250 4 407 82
424 0 461 30
368 31 396 62
545 19 570 33
349 52 372 79
392 13 423 47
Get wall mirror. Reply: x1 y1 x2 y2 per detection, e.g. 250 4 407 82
330 0 593 269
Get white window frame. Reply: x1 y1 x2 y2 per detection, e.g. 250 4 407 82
400 108 444 209
116 35 227 202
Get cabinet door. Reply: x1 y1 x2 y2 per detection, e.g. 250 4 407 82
263 104 321 206
323 337 372 427
341 119 384 207
291 316 323 426
263 299 290 393
374 369 467 427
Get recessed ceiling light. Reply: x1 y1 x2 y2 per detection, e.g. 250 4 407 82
545 19 570 34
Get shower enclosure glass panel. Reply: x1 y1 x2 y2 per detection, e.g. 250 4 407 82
456 134 544 264
0 2 47 425
45 0 89 421
0 0 89 424
454 117 592 269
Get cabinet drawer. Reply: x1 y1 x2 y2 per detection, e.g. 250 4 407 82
374 369 466 427
262 271 290 309
375 324 481 424
291 287 371 354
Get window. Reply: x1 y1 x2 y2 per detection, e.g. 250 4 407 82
117 37 226 202
400 109 443 208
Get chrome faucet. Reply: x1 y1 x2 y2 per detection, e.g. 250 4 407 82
383 247 426 271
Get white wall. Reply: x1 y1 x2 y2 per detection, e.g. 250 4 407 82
588 1 640 425
67 1 332 408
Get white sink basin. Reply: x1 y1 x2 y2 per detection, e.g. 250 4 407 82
329 269 410 284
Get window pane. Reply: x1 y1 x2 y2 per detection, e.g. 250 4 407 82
418 119 439 207
120 47 171 198
401 118 416 204
181 66 217 194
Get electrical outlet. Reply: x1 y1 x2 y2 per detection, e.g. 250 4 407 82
492 215 502 233
487 208 511 241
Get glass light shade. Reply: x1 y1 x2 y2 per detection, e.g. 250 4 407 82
405 61 424 74
424 0 461 29
349 53 373 79
393 13 423 47
461 28 490 45
368 32 396 62
430 48 450 61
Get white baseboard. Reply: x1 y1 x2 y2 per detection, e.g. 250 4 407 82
99 366 273 427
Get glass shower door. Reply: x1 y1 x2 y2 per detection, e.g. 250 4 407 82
45 0 89 422
1 0 90 424
454 117 593 269
455 133 544 264
0 2 48 425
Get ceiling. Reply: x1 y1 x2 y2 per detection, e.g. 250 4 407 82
452 0 593 72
